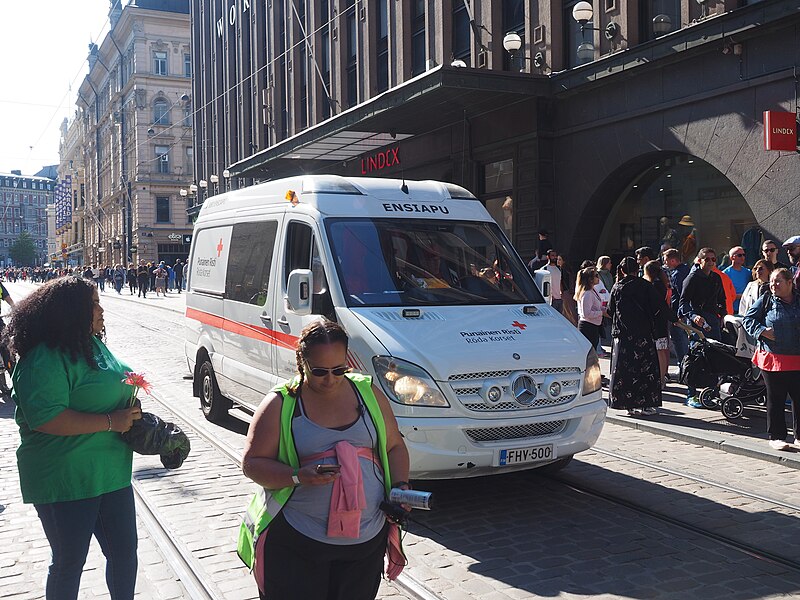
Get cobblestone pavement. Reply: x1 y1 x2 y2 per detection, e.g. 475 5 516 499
4 282 800 600
0 283 414 599
0 396 192 600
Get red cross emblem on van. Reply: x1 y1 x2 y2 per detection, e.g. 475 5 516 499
512 321 527 330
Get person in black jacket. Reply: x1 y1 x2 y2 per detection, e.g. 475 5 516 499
678 247 727 407
608 256 667 416
136 262 150 298
663 249 690 364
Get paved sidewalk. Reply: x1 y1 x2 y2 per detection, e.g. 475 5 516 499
598 355 800 469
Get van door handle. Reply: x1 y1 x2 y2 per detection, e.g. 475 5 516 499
260 314 272 324
277 317 290 326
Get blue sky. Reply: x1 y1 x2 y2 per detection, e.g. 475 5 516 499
0 0 109 175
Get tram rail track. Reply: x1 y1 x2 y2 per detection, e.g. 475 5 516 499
592 445 800 514
131 479 224 600
549 446 800 575
138 384 443 600
550 475 800 574
70 284 800 594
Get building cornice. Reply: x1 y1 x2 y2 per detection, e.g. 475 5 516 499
552 0 800 96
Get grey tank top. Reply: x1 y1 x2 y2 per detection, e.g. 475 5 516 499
281 385 386 545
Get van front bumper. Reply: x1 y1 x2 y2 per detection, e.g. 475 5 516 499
397 396 607 479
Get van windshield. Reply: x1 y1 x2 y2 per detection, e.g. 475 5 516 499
326 218 545 307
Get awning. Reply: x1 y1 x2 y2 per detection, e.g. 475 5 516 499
229 65 550 180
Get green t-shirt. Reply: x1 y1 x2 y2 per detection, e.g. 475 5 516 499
13 337 134 504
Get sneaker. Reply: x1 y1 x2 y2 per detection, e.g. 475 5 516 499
685 397 703 409
642 407 659 416
769 439 790 451
626 408 642 416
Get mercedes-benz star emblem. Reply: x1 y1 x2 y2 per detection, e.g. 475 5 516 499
511 373 537 406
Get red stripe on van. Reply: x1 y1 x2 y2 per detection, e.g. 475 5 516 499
186 307 299 350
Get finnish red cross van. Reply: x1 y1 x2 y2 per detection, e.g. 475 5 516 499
184 175 606 478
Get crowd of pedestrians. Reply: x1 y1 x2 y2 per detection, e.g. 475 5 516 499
0 260 190 295
1 259 190 297
527 232 800 446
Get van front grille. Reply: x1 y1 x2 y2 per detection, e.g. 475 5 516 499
465 420 567 443
460 395 576 412
448 367 580 381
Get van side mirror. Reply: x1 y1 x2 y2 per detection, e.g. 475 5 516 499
534 269 552 305
286 269 313 315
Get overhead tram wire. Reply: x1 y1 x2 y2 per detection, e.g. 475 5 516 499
26 0 123 157
132 0 364 164
37 1 359 175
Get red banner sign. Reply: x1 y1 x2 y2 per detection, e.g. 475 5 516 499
361 146 400 174
763 111 798 151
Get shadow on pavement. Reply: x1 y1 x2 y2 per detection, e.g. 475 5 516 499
405 466 800 599
0 395 15 419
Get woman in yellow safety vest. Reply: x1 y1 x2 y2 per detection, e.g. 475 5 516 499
240 319 410 600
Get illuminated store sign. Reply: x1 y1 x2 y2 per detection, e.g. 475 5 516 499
361 147 401 175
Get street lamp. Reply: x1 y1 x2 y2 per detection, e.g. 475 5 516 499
571 1 620 65
652 14 672 36
209 174 219 195
198 179 208 204
502 31 546 71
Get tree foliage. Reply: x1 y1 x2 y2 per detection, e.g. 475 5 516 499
10 230 37 266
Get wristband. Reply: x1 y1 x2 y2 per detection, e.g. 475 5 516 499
291 469 301 486
391 480 410 489
105 413 112 432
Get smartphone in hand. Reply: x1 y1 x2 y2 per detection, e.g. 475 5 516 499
315 464 341 474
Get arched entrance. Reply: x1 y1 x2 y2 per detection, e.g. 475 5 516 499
592 152 758 266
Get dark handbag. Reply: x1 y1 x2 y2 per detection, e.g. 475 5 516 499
120 409 191 469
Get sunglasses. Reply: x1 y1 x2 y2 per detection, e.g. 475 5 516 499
732 253 745 258
307 364 351 377
702 256 717 262
763 248 777 253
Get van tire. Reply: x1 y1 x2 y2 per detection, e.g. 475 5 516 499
199 360 231 422
535 456 573 475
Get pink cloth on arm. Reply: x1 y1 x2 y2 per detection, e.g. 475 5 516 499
326 440 367 538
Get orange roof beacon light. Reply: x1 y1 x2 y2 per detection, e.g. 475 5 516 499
285 190 299 206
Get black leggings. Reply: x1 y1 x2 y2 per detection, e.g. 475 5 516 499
578 320 601 349
762 369 800 441
261 512 387 600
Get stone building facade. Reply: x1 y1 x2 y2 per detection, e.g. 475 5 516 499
77 0 193 267
191 0 800 266
0 171 52 267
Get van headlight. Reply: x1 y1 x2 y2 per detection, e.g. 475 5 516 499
582 349 602 396
372 357 449 407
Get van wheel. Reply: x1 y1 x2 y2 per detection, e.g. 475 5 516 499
199 360 231 422
535 456 573 475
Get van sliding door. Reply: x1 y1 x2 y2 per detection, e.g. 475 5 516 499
222 218 282 407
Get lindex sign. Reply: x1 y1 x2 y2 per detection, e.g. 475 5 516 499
763 111 799 151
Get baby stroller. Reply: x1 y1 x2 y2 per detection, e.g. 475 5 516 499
679 318 766 421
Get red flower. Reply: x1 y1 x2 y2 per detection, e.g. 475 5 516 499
122 371 152 407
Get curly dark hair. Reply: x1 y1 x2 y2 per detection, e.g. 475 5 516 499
287 319 349 396
4 276 101 368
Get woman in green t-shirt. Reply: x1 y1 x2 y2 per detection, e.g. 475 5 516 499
7 276 143 600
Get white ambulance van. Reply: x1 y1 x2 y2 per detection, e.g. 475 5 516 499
185 175 606 478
